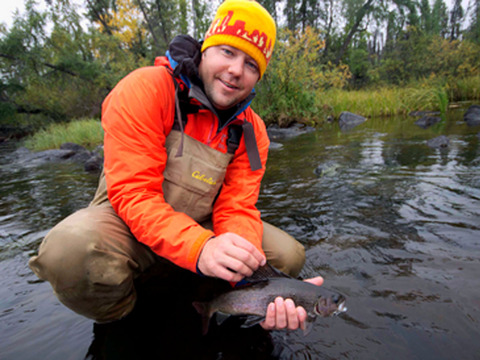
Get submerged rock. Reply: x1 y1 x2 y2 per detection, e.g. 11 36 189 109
17 142 103 172
60 142 93 163
84 154 104 172
268 142 283 150
409 110 440 117
338 111 366 131
266 123 316 141
415 116 441 129
314 161 340 177
427 135 449 149
464 105 480 127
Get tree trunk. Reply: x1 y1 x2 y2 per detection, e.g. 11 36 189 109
334 0 374 65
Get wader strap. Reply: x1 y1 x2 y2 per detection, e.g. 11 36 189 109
242 120 262 171
168 67 261 170
174 84 185 158
227 125 242 154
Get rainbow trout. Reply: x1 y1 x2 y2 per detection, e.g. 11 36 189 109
193 264 347 334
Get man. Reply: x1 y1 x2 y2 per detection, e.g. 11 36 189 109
29 0 323 331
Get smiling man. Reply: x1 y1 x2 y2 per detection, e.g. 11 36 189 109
29 0 322 332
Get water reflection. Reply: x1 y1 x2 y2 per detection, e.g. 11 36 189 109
1 110 480 359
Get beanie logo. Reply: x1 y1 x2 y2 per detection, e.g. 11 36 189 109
205 10 273 63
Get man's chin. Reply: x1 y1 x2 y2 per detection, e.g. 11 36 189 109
211 97 239 111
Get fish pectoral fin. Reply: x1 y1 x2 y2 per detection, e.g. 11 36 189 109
240 315 265 328
302 316 316 336
215 311 231 326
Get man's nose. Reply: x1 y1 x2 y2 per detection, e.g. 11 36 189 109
227 57 244 76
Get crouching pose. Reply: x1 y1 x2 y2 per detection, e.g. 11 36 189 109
29 0 321 331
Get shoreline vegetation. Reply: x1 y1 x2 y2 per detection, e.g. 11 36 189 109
23 79 479 152
2 2 480 143
24 118 104 152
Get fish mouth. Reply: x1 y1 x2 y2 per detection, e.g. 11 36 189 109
315 294 347 316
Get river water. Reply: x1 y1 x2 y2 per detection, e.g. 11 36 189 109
1 109 479 359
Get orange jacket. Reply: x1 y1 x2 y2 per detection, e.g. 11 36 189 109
101 57 270 273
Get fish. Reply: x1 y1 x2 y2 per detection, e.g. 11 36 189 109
192 264 347 334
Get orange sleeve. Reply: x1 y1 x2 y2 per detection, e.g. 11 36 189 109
102 66 214 273
211 108 270 254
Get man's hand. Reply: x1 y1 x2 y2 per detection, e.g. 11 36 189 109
260 277 324 331
197 233 266 282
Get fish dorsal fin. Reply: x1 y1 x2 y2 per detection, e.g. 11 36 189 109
244 263 293 283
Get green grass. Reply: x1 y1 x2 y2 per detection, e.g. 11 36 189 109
23 118 104 151
316 85 453 121
447 75 480 101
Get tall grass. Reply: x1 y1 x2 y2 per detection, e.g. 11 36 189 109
24 118 104 151
316 85 454 122
447 75 480 101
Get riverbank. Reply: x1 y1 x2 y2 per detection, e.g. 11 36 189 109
23 118 104 152
254 76 480 126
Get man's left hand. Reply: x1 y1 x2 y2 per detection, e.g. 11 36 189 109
260 276 324 331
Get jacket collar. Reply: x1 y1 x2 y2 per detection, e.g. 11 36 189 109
165 35 256 127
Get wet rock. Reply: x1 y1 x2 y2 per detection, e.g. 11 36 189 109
415 116 441 129
17 142 104 172
267 123 316 141
338 111 366 131
84 154 104 172
464 105 480 127
60 142 92 163
22 149 76 163
60 142 86 152
269 142 283 150
314 161 340 177
427 135 449 148
409 110 440 117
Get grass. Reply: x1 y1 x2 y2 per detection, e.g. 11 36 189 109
317 86 451 120
256 75 480 125
23 118 104 151
448 75 480 102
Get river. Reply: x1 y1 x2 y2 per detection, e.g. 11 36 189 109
1 109 479 359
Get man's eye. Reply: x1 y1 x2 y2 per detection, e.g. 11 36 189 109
246 61 259 72
222 48 234 56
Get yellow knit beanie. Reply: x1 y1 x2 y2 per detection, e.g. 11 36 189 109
201 0 276 79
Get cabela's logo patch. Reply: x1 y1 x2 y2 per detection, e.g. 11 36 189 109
192 171 217 185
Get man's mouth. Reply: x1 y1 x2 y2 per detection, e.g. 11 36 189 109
219 79 239 90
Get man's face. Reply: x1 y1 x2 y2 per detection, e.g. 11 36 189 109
198 45 260 110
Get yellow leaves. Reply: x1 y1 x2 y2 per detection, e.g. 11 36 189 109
255 26 353 123
426 36 480 79
315 61 352 90
97 0 146 49
269 26 352 93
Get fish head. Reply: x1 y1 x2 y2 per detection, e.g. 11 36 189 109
314 294 347 317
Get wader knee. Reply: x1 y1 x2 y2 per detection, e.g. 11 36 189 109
262 221 306 277
29 204 154 322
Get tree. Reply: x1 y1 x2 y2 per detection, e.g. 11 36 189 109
449 0 464 40
431 0 449 37
335 0 375 64
466 0 480 43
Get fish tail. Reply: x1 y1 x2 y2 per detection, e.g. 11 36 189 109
192 301 212 335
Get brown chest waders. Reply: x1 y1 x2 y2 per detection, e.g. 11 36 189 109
28 125 304 323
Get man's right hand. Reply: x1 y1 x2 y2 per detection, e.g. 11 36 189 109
197 233 266 282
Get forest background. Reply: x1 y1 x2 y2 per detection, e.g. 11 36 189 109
0 0 479 141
